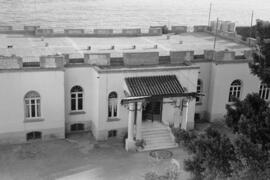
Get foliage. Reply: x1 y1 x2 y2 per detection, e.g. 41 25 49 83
235 26 256 40
230 136 270 180
135 139 146 149
225 93 270 149
171 127 196 148
249 19 270 84
183 127 237 180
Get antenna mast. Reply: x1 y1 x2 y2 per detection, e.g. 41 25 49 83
249 10 254 47
208 3 212 27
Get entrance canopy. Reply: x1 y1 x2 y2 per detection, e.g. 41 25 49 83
122 75 199 104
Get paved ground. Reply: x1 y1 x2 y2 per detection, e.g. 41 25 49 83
0 132 191 180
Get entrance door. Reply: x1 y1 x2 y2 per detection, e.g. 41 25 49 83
143 100 162 122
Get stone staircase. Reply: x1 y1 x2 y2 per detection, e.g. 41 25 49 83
140 122 178 151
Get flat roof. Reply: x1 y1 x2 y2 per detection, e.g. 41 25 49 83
0 32 250 61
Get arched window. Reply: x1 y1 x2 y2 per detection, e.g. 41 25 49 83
108 92 118 118
259 83 270 100
229 80 242 102
196 79 203 103
70 86 83 111
26 131 42 141
25 91 41 118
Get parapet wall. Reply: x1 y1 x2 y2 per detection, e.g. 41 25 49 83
0 49 253 70
0 56 22 69
0 26 163 37
0 55 65 70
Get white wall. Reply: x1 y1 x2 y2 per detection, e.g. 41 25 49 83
64 67 100 136
193 62 212 120
0 70 65 142
208 62 261 121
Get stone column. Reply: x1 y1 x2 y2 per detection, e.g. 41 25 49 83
125 102 136 151
173 98 182 128
181 99 189 130
136 102 143 140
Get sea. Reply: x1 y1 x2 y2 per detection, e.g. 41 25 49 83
0 0 269 30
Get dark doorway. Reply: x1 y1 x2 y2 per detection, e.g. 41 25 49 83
143 99 162 122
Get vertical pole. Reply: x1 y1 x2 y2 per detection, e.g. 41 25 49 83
208 3 212 27
249 11 254 47
213 18 219 50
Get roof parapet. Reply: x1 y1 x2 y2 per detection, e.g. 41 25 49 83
84 53 111 66
0 55 22 69
171 26 187 34
123 52 159 66
122 29 141 36
170 51 194 64
64 29 85 35
40 55 65 68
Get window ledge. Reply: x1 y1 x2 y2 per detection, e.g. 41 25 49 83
107 118 120 122
69 111 86 115
24 118 44 123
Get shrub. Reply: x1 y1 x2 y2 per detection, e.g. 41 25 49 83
171 128 196 149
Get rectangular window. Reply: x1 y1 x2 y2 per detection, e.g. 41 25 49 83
78 98 83 110
108 130 117 138
71 98 76 110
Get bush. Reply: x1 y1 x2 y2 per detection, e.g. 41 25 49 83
171 128 196 148
183 127 237 180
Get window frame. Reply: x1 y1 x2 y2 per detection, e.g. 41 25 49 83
259 83 270 101
196 79 203 104
228 80 242 102
70 86 84 112
108 92 118 119
24 91 41 120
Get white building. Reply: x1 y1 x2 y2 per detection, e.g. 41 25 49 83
0 30 265 151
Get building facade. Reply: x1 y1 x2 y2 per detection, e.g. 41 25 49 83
0 31 265 150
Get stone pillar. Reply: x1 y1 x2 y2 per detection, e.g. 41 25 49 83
174 98 182 128
125 102 136 151
136 102 143 140
181 99 189 130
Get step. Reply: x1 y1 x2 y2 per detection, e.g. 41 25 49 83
145 141 176 147
141 127 168 131
144 137 173 143
142 130 170 136
143 137 173 143
141 144 178 152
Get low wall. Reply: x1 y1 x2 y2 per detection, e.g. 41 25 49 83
24 26 40 31
94 29 113 35
122 28 141 36
0 56 23 69
84 53 111 66
170 51 194 64
40 55 65 68
148 28 162 35
0 26 13 31
193 26 208 32
123 52 159 65
35 29 54 36
171 26 187 34
64 29 85 35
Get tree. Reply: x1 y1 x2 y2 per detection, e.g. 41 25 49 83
249 19 270 84
230 136 270 180
225 93 270 149
184 127 237 180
